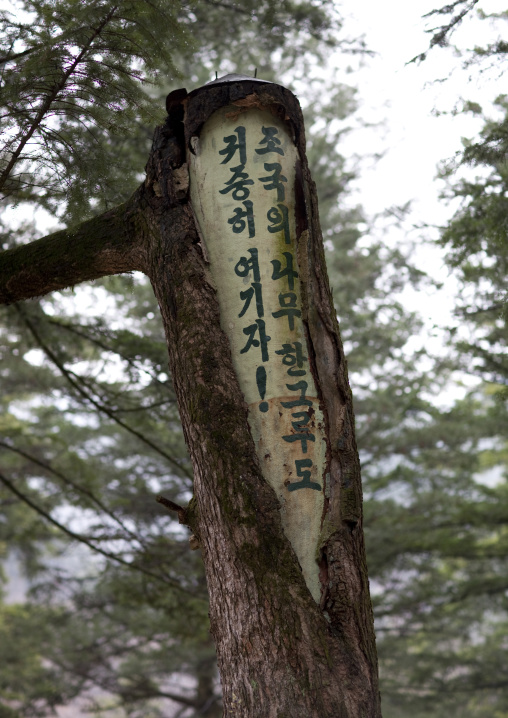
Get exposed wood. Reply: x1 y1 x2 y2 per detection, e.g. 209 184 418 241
188 105 327 601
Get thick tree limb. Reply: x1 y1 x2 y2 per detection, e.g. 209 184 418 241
0 188 149 304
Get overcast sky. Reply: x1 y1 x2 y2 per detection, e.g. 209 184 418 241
331 0 504 341
343 0 496 216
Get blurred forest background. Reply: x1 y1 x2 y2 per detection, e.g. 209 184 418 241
0 0 506 716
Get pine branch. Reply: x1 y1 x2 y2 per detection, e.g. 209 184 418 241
0 5 119 193
0 470 189 592
410 0 480 62
0 439 144 548
0 192 147 303
16 304 193 480
47 319 174 390
0 46 35 65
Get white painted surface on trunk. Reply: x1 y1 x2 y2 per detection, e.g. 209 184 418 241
189 106 326 602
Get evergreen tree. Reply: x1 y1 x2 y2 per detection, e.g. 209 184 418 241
365 5 508 714
2 0 506 715
0 1 381 716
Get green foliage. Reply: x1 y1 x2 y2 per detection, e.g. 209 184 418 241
438 99 508 390
0 603 73 716
367 7 508 714
364 386 508 717
411 0 480 63
0 0 186 215
0 283 213 716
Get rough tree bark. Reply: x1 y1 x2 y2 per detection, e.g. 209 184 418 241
0 76 381 718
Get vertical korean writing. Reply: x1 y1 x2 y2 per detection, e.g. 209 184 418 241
189 107 327 601
254 125 320 493
219 129 270 372
276 344 321 492
220 126 256 237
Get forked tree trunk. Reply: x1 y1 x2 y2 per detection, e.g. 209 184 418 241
0 76 381 717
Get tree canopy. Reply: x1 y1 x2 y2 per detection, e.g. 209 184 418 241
0 0 507 716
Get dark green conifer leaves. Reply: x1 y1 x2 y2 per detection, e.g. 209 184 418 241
369 8 508 712
0 0 188 214
438 99 508 389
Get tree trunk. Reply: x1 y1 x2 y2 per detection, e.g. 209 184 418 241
0 76 381 717
144 77 381 717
